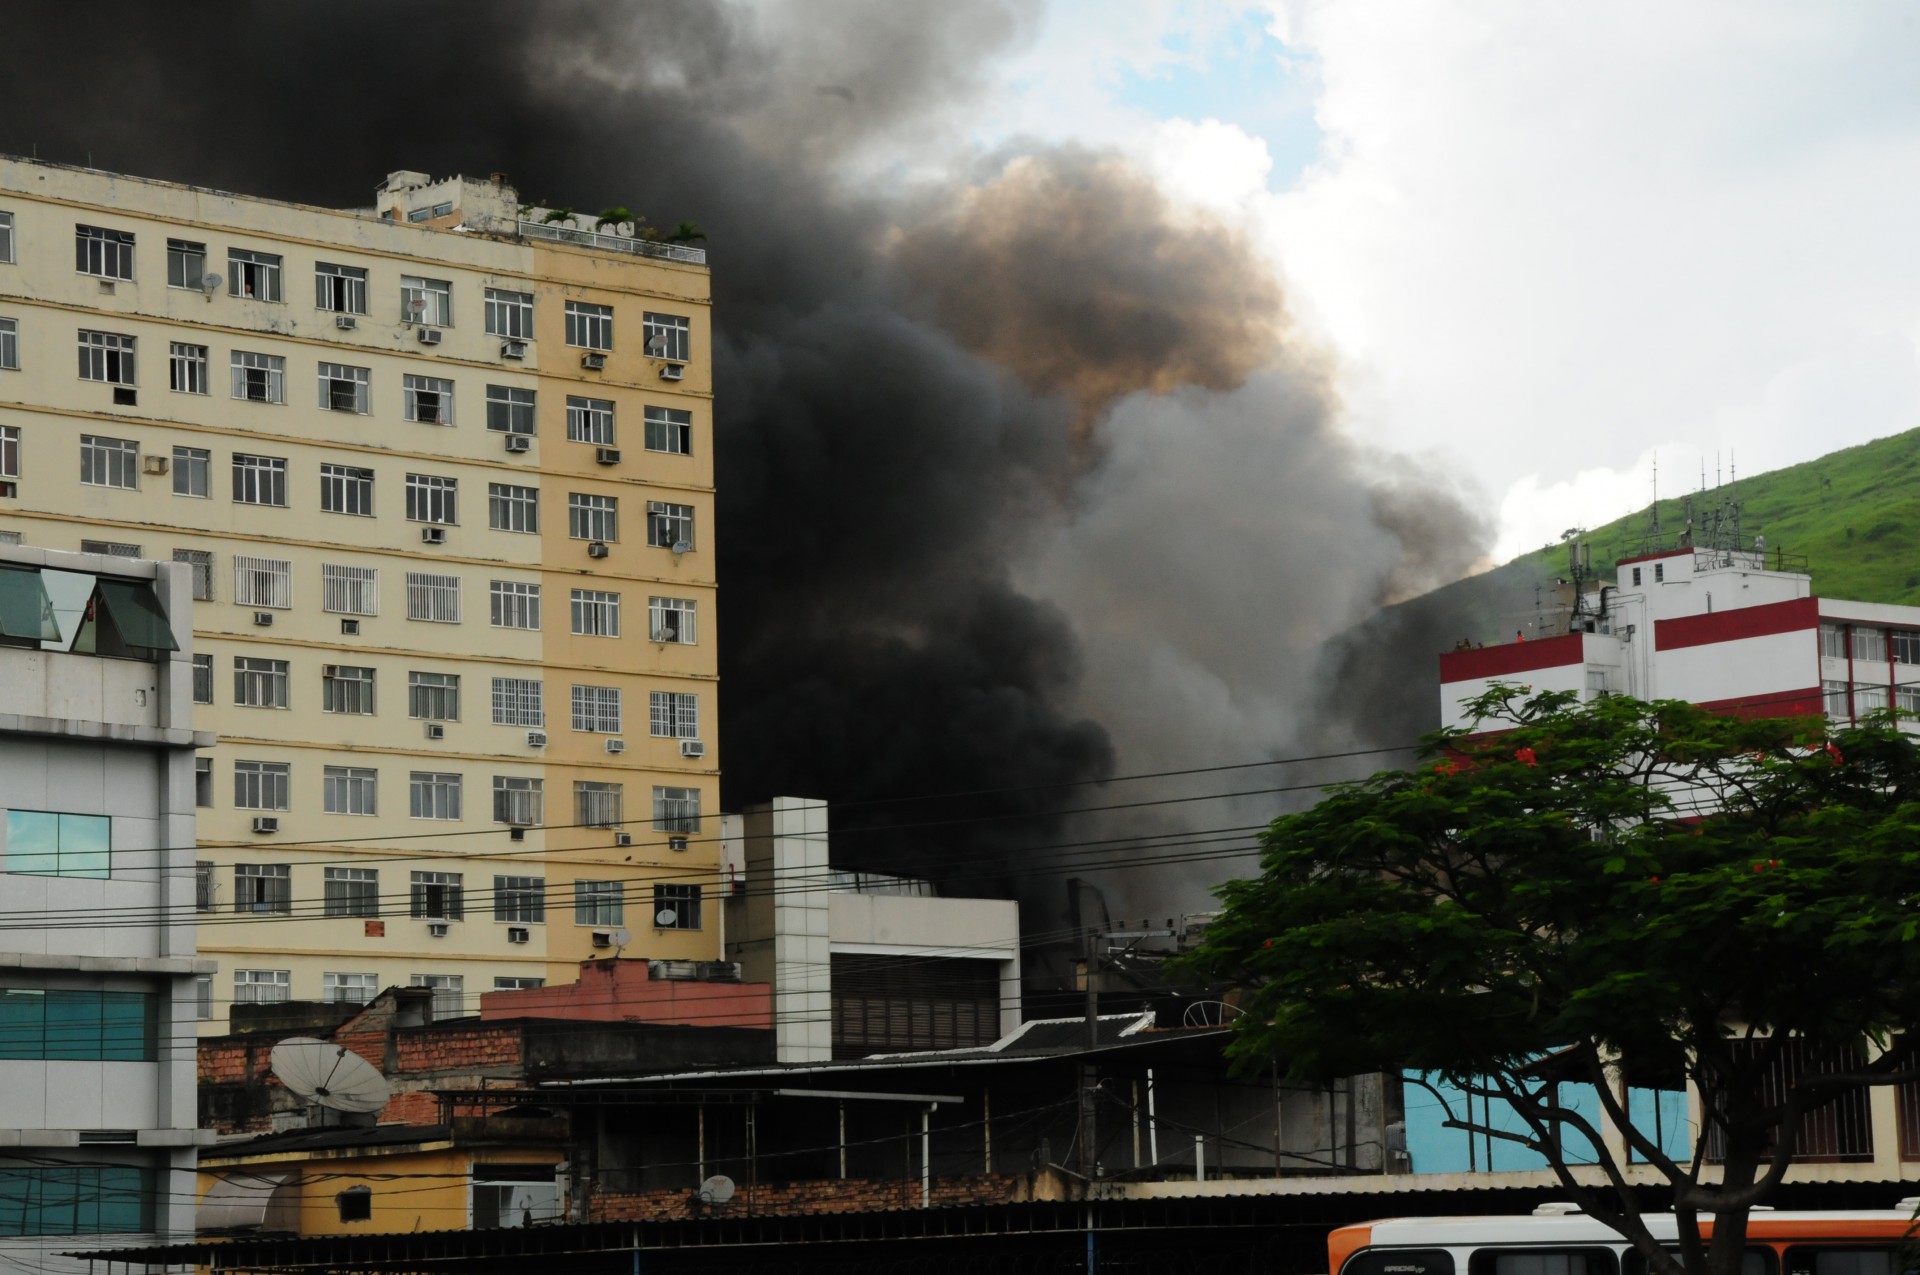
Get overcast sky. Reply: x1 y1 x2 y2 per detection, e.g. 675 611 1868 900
865 0 1920 563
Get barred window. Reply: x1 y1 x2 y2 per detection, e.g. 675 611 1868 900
233 656 290 709
571 589 620 637
401 275 452 326
233 761 291 811
404 374 454 425
493 874 545 923
231 350 286 403
410 973 463 1017
490 580 541 630
575 880 623 926
646 501 694 549
485 288 533 338
488 483 539 533
642 312 690 362
79 435 138 489
76 225 135 280
409 772 463 821
649 690 699 739
644 405 693 455
566 396 615 445
195 861 215 911
565 300 613 350
79 540 141 558
318 362 371 414
234 862 291 914
192 654 214 705
323 972 378 1004
323 767 378 817
405 571 461 623
322 664 376 715
493 776 543 826
232 453 289 506
321 563 379 615
229 248 284 302
649 597 697 644
410 871 464 919
575 781 623 829
491 677 544 727
570 684 622 733
235 969 291 1003
405 473 457 524
77 330 136 385
316 262 369 314
485 385 536 435
654 785 701 833
569 493 618 542
172 446 210 498
167 239 206 289
233 555 292 608
408 670 460 721
653 883 702 931
320 464 375 517
173 549 215 601
169 342 209 394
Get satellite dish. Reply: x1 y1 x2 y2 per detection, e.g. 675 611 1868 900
699 1175 735 1204
655 907 679 928
200 273 223 295
611 927 632 951
646 331 668 356
670 540 692 555
269 1037 391 1114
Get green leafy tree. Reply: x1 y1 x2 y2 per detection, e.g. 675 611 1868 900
1187 689 1920 1275
665 220 707 244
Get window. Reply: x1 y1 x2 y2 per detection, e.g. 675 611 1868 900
318 362 371 414
233 656 290 708
321 563 379 616
232 453 289 506
1630 567 1643 587
649 690 699 739
565 300 613 350
408 670 460 720
644 405 692 455
494 976 545 991
653 883 702 930
575 880 623 926
485 385 535 435
1821 623 1848 660
320 464 375 517
0 211 12 263
168 342 208 394
195 757 214 807
233 555 292 608
485 288 533 338
401 275 452 326
570 684 621 733
315 262 368 314
171 446 210 497
79 540 141 558
322 664 376 715
322 972 377 1004
491 677 544 727
1893 631 1920 665
406 473 457 524
569 493 618 541
166 239 206 289
192 654 214 705
234 968 291 1003
324 867 380 917
0 989 152 1062
196 973 214 1020
647 501 694 549
488 482 539 533
493 776 543 827
174 549 215 600
233 761 291 811
649 597 697 644
230 350 286 402
570 589 620 637
76 225 135 280
323 767 378 817
196 861 215 911
1654 562 1666 583
79 435 138 489
410 871 464 919
1856 682 1890 714
654 785 701 833
490 580 541 630
5 811 110 878
409 772 463 820
404 374 454 424
1899 684 1920 714
234 862 291 913
0 426 15 487
566 396 615 445
228 248 283 301
0 317 15 371
77 330 136 384
0 1165 153 1234
575 781 622 828
1824 679 1850 720
642 312 690 361
406 571 461 623
1854 627 1888 663
409 972 464 1018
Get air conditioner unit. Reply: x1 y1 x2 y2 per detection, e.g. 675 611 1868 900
587 541 609 559
0 482 16 498
251 816 279 834
340 619 361 636
501 340 527 359
142 455 169 476
322 664 340 678
504 435 531 454
680 740 706 759
591 930 613 949
425 722 446 740
604 738 626 755
525 730 548 748
421 526 446 544
253 611 274 627
668 836 689 852
417 327 443 346
580 352 607 371
660 363 685 382
698 961 743 983
98 279 116 294
113 387 137 406
614 832 634 847
595 447 621 465
428 922 450 938
335 315 358 330
507 926 530 944
508 827 526 842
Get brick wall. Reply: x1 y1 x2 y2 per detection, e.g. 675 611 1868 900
590 1173 1051 1221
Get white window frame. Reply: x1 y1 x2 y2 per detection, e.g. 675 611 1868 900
169 342 208 394
654 785 701 833
406 473 458 525
232 453 289 507
575 880 624 927
323 766 379 816
653 883 702 931
167 239 206 290
405 571 461 623
0 211 13 265
401 275 452 326
565 300 613 350
492 874 545 923
491 677 544 727
492 776 543 827
408 670 461 721
315 262 369 314
234 969 291 1004
649 597 697 644
409 873 464 920
0 317 18 371
568 492 618 542
320 463 375 517
79 434 138 489
574 781 623 829
404 374 455 425
642 312 690 362
233 761 291 811
570 684 621 733
488 482 539 533
646 501 694 549
76 225 135 281
228 247 284 302
321 562 379 615
322 972 378 1004
489 580 541 630
233 555 293 609
172 446 211 498
566 396 615 445
322 663 377 715
570 588 620 637
649 690 699 739
318 362 371 414
230 350 286 403
234 656 290 709
409 972 464 1017
485 384 536 435
77 330 136 385
485 288 534 339
192 655 214 705
0 425 14 480
644 405 692 455
409 771 463 821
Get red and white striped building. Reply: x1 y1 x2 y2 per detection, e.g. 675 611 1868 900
1439 545 1920 728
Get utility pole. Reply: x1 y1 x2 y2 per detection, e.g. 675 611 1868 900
1079 926 1098 1181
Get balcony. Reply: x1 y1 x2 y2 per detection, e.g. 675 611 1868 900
511 220 706 265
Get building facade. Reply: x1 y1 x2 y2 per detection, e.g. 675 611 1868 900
0 158 719 1029
0 545 210 1268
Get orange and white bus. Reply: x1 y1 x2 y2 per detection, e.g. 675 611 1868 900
1330 1206 1920 1275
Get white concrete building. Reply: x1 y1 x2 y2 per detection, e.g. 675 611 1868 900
0 545 211 1268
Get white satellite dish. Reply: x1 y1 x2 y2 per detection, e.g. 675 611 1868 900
699 1174 735 1204
670 540 692 555
646 331 669 356
200 272 223 295
269 1037 391 1114
611 927 632 952
655 907 679 928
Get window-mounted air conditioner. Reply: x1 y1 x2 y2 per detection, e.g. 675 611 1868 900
591 930 613 949
322 664 340 679
604 738 625 755
595 447 621 466
251 816 280 834
0 482 17 499
509 826 526 842
113 387 138 407
507 926 530 944
417 327 443 346
680 740 706 759
336 315 358 330
340 619 361 636
614 832 634 848
253 611 274 627
504 435 531 454
421 526 446 545
587 541 609 559
660 364 685 382
425 722 446 741
580 352 607 371
98 279 116 294
525 730 548 748
501 340 527 359
142 455 169 476
428 922 450 938
668 836 689 852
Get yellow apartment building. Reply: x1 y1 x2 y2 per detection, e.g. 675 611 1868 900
0 159 721 1029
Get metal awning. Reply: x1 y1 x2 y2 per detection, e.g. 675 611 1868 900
0 567 58 641
197 1171 296 1233
94 578 179 650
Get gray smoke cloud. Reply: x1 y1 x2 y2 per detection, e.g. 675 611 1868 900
0 0 1490 924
